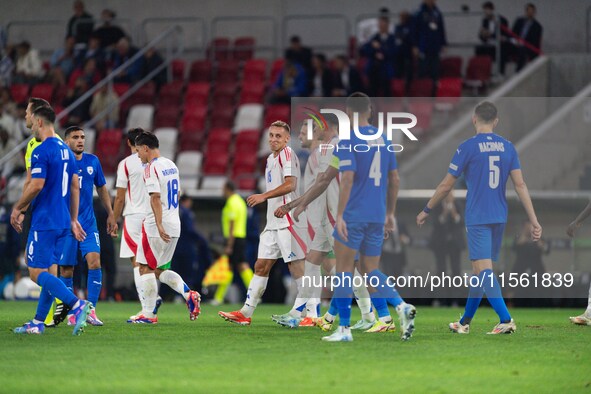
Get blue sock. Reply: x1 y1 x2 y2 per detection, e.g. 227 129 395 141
481 269 511 323
60 276 74 293
368 269 404 307
87 269 102 307
460 273 485 325
37 272 77 308
370 292 390 318
334 272 353 327
296 303 306 312
316 303 321 316
34 287 54 322
328 296 338 316
183 283 190 293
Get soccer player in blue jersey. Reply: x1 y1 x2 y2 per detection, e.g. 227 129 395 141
416 101 542 334
10 106 92 335
53 126 118 327
320 92 416 342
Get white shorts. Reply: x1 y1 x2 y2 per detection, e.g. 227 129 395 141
257 226 308 263
120 214 145 258
136 228 179 269
309 219 334 253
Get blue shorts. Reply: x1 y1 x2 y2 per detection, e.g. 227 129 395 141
333 222 384 256
26 228 69 269
59 225 101 266
466 223 506 262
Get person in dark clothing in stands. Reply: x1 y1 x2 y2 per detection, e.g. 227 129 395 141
476 1 510 75
360 14 395 97
393 11 414 82
412 0 447 87
93 9 126 50
66 0 94 46
284 36 313 74
511 3 543 71
331 55 363 97
308 53 333 97
111 37 143 84
141 47 166 87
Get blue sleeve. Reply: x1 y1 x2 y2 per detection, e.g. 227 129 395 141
448 141 469 177
94 157 107 187
510 144 521 171
335 141 356 172
30 146 48 179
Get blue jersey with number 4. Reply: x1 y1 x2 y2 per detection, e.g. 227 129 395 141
76 152 106 230
30 137 77 231
448 133 520 225
335 125 398 224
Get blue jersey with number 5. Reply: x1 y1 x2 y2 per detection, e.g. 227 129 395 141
76 152 106 230
30 137 77 230
335 125 398 224
448 133 520 225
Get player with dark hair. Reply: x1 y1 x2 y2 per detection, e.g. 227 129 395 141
131 131 201 324
10 106 91 335
417 101 542 334
54 126 117 326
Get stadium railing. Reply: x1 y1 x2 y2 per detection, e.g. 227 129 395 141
141 17 207 61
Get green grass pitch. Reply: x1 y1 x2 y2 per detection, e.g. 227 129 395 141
1 301 590 393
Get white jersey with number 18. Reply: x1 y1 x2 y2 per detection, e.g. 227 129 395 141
143 156 181 237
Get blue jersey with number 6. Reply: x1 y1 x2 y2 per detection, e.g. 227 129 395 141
334 125 398 224
76 152 106 230
448 133 520 225
30 137 77 231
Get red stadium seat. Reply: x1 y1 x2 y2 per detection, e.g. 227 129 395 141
236 177 257 191
185 82 210 106
207 127 232 145
390 79 406 97
113 83 130 98
436 78 462 110
465 56 492 89
239 82 265 104
52 85 68 106
212 82 237 108
409 79 434 97
216 60 240 83
264 104 290 126
407 101 433 135
94 129 123 174
171 59 186 81
233 37 255 62
30 83 54 102
179 130 205 151
234 130 260 152
10 84 29 104
159 81 185 104
154 106 181 128
440 56 463 78
130 82 156 104
203 152 229 175
243 59 267 82
181 109 207 133
270 59 285 84
207 37 231 62
209 107 235 129
189 60 213 82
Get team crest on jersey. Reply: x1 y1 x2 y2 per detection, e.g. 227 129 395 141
87 166 94 175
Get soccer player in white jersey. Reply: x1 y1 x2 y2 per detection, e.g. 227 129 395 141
129 131 200 324
566 201 591 326
112 128 162 321
219 120 310 327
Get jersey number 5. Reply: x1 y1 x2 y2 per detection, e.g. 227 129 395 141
167 179 179 209
489 156 500 189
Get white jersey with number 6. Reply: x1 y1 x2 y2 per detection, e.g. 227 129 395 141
143 157 181 237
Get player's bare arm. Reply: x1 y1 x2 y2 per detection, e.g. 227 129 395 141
567 200 591 237
336 170 354 242
416 173 457 227
150 192 170 242
69 173 86 242
10 176 45 233
111 187 126 236
97 185 118 236
510 169 542 241
385 169 400 235
247 176 296 207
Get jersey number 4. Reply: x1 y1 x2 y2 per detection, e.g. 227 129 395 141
369 151 381 187
489 156 500 189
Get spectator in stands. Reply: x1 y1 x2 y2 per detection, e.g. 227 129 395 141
357 7 393 46
62 76 92 126
0 126 21 180
0 88 18 142
393 11 414 82
331 54 363 97
49 36 77 87
12 103 30 141
308 53 333 97
76 34 106 74
93 9 126 49
0 46 14 87
90 84 119 131
284 36 312 75
141 47 166 87
68 57 101 89
511 3 543 71
476 1 510 75
13 41 44 85
111 37 143 84
66 0 94 46
412 0 447 88
268 60 308 104
359 14 395 97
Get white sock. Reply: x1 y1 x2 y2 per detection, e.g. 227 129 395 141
303 261 322 318
133 267 145 308
139 273 158 318
353 270 373 319
159 270 189 300
585 284 591 317
379 316 392 324
290 277 308 317
240 275 268 318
